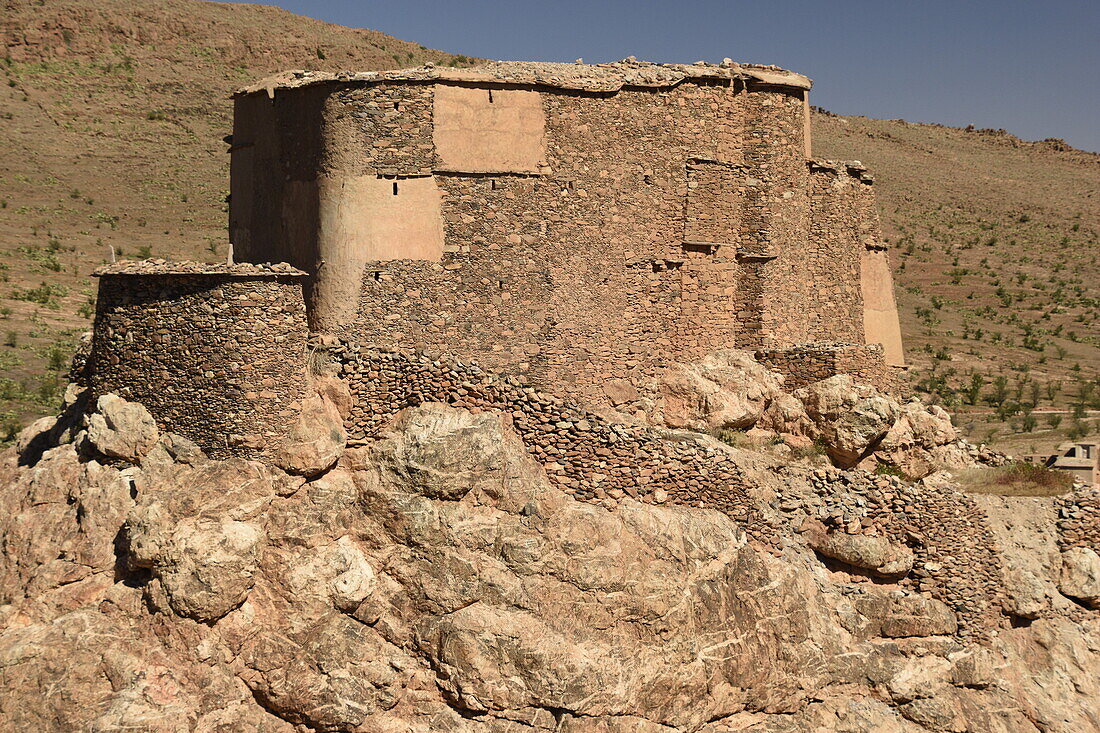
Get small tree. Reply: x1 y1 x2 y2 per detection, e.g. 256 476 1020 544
1022 411 1037 432
964 372 985 405
989 375 1010 407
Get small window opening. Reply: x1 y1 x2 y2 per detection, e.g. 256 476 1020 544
498 280 505 289
392 181 399 196
488 89 494 104
490 179 498 191
393 101 400 111
373 271 383 281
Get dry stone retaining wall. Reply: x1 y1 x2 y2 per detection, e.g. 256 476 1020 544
333 342 756 523
87 262 309 460
756 342 906 395
1058 487 1100 551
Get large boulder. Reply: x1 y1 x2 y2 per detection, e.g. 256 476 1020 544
853 591 959 638
804 521 914 578
1059 547 1100 607
125 457 279 622
274 392 347 477
795 375 900 468
655 349 783 432
1002 567 1050 619
86 394 160 462
877 400 970 478
127 512 264 622
367 402 545 503
757 391 814 437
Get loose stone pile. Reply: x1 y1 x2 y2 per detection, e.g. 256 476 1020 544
1057 486 1100 551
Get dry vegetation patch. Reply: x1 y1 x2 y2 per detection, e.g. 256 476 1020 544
957 461 1074 496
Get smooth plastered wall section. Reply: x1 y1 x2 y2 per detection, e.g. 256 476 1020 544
311 174 444 330
861 248 905 366
433 85 546 173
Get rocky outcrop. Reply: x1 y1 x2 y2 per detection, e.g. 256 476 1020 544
651 351 993 478
1 398 1098 731
795 375 900 468
652 349 784 432
804 519 915 577
273 391 347 477
85 393 160 461
1059 547 1100 607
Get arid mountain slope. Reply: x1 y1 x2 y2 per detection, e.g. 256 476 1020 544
0 0 1097 453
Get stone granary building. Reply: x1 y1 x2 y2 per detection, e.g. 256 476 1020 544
88 59 905 457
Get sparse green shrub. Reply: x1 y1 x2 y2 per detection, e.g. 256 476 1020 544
10 282 68 309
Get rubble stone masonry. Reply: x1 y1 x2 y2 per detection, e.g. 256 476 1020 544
86 262 309 459
230 61 906 408
329 342 999 633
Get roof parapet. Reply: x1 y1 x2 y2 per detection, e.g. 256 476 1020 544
234 58 812 98
93 259 307 278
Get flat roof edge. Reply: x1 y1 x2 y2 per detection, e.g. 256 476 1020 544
233 60 812 98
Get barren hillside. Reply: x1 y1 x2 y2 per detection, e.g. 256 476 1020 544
0 0 1096 453
815 114 1100 452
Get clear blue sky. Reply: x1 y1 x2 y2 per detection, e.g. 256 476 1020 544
239 0 1099 152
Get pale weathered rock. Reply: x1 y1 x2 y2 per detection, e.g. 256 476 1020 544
951 649 997 689
128 513 264 622
805 521 914 577
274 392 346 477
311 375 355 420
879 595 959 638
656 350 783 432
877 400 972 478
795 375 900 468
1002 567 1049 619
1 401 1100 731
757 391 814 436
367 402 545 503
86 394 160 461
1059 547 1100 607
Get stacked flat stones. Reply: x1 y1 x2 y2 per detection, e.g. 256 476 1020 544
1057 487 1100 551
776 465 1005 635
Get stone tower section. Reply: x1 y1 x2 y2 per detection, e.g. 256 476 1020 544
229 60 904 413
86 262 309 459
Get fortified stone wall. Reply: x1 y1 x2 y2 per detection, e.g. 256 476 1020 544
86 262 309 459
231 61 904 410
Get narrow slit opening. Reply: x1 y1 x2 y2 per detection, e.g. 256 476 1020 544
488 89 494 104
392 181 399 196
